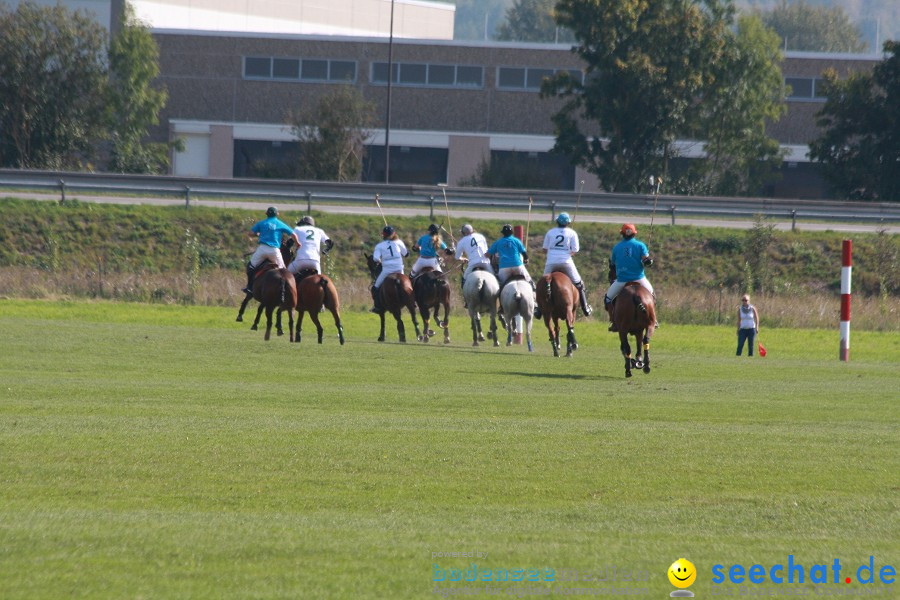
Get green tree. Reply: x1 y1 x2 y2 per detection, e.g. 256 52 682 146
106 3 172 174
289 86 377 182
544 0 733 192
759 0 867 53
496 0 574 43
453 0 510 41
808 41 900 201
0 2 108 169
688 14 787 196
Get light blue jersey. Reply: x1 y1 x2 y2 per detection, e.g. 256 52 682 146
416 233 447 258
611 238 649 281
252 217 294 248
488 236 526 268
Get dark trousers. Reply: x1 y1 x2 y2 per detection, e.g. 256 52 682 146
737 328 756 356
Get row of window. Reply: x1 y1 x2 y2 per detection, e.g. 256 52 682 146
785 77 828 100
243 56 583 90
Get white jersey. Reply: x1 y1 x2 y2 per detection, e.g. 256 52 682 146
374 239 408 272
456 233 490 264
293 226 330 261
543 227 580 265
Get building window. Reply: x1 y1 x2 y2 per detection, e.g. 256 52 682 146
244 57 272 78
273 58 299 79
498 66 583 90
813 77 829 99
785 77 814 99
371 62 483 88
330 60 356 82
302 59 328 81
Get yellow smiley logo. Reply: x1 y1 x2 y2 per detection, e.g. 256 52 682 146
668 558 697 588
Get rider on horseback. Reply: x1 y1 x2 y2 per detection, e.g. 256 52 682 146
604 223 655 332
487 224 537 316
456 223 492 307
288 215 333 278
542 212 593 317
370 225 410 313
242 206 294 294
410 224 454 279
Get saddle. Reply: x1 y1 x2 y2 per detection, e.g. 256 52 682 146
254 261 279 279
294 268 318 283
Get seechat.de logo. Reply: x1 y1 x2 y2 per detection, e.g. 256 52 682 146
669 558 697 597
712 556 896 585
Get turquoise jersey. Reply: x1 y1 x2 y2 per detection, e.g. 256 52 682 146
488 236 526 268
416 234 447 258
252 217 294 248
611 238 649 281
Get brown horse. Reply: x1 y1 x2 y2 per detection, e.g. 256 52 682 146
535 272 579 357
293 270 345 345
365 253 421 343
235 265 297 341
611 283 656 377
412 267 451 344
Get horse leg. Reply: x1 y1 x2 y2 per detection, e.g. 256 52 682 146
476 313 486 341
264 305 274 341
489 309 499 348
276 307 284 336
546 316 559 357
236 292 252 322
407 300 422 341
442 301 450 344
565 308 578 357
378 310 386 342
642 331 651 374
394 309 406 343
309 309 324 344
330 307 344 345
470 313 479 347
419 304 430 343
620 332 632 377
525 314 534 353
295 309 305 343
251 303 264 331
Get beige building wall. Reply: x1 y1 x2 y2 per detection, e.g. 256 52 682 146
447 136 490 186
137 0 454 39
209 125 235 179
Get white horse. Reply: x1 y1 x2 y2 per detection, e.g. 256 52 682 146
462 269 501 347
500 279 534 352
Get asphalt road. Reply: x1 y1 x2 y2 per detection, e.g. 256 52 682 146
11 191 899 234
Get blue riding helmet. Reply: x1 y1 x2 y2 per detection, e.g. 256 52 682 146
556 212 571 226
501 224 514 236
266 206 278 217
382 225 395 237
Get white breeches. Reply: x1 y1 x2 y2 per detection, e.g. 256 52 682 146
374 266 404 288
544 261 582 285
250 245 285 269
464 261 494 279
606 278 654 300
410 256 442 277
498 266 532 286
288 258 320 274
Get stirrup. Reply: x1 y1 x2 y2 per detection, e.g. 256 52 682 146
241 286 253 294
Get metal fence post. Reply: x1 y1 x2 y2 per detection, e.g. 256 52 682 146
429 195 435 220
670 205 676 225
791 210 797 232
59 179 66 204
306 191 312 213
184 185 191 208
550 200 557 222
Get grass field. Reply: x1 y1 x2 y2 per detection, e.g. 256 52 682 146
1 300 897 599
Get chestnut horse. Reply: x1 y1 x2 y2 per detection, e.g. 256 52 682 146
412 267 451 344
611 283 656 377
291 269 345 345
365 253 421 343
535 272 578 357
235 265 297 341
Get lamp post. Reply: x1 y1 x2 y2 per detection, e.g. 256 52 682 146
384 0 395 183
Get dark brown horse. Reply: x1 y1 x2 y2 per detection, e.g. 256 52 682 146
293 270 345 345
235 264 297 341
412 267 451 344
536 272 578 357
365 253 421 343
611 283 656 377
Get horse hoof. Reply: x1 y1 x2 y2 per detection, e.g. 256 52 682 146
277 330 284 336
426 329 436 337
444 338 450 344
236 316 243 322
625 372 632 378
473 341 479 347
480 333 487 341
250 325 258 331
493 341 499 347
378 336 385 342
643 366 651 374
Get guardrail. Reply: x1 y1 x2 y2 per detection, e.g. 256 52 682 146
2 168 898 228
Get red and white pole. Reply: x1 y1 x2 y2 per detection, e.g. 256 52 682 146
840 239 852 362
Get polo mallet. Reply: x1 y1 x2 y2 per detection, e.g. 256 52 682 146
438 183 456 245
646 176 662 251
573 179 585 222
374 193 388 227
525 196 534 244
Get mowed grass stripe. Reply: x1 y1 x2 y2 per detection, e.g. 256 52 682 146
0 300 897 598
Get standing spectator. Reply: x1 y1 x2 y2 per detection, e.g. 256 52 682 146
736 294 760 356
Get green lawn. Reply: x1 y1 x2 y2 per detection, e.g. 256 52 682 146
0 300 897 599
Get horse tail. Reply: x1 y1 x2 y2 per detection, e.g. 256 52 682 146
515 290 524 316
280 273 286 305
543 278 552 304
476 276 486 304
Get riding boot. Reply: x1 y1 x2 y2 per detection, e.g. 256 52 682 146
605 295 617 331
575 281 593 316
369 286 382 313
242 262 257 294
530 280 542 319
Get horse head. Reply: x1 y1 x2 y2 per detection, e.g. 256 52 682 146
280 238 294 266
364 253 382 280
